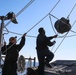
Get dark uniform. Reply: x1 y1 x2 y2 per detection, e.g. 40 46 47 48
1 36 25 75
36 28 57 75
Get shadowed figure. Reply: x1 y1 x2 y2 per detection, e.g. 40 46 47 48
36 27 57 75
1 33 26 75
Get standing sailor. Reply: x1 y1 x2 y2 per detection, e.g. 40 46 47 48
36 27 57 75
1 33 26 75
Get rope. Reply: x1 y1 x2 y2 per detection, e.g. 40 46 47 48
3 30 36 38
58 34 76 38
49 13 70 26
26 0 60 33
3 1 76 54
4 0 60 35
49 14 72 36
4 28 76 39
2 0 61 54
3 14 50 53
3 36 21 54
53 32 68 54
49 14 57 34
5 0 35 27
70 20 76 33
49 14 76 38
70 30 76 33
48 13 69 39
67 3 76 19
53 18 76 54
51 38 57 52
48 14 58 52
3 26 9 35
49 0 60 13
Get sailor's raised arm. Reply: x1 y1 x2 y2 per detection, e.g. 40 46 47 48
17 33 26 51
48 34 58 40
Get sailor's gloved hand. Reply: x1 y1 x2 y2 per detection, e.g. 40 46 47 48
53 34 58 38
53 40 56 44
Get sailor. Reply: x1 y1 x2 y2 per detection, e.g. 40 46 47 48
1 33 26 75
36 27 57 75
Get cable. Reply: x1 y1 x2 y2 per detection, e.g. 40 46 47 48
3 26 9 35
49 14 57 34
5 0 35 27
70 30 76 33
2 0 61 54
49 14 76 39
4 0 60 37
49 13 70 39
26 0 61 33
53 32 68 54
3 30 36 38
48 14 58 52
70 20 76 33
49 0 60 13
67 3 76 19
53 19 76 54
3 8 76 54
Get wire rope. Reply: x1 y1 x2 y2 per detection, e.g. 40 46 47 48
2 0 61 54
3 30 36 38
67 4 76 19
5 0 35 27
49 14 57 34
53 19 76 54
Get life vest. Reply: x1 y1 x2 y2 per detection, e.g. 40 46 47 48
54 17 71 34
